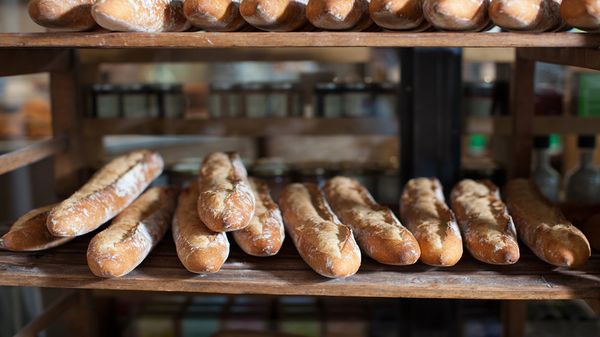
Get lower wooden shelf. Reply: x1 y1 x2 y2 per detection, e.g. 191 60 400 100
1 230 600 300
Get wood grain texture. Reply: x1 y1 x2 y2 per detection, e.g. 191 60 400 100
0 32 600 48
518 47 600 71
0 49 70 77
510 50 535 178
0 137 67 176
2 225 600 299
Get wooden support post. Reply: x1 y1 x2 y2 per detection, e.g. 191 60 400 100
511 49 536 178
501 300 526 337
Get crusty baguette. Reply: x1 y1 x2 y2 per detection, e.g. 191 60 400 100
232 178 285 257
92 0 191 32
87 186 178 278
450 179 520 265
47 150 164 237
197 152 255 232
184 0 249 31
306 0 373 31
400 178 463 266
504 179 591 268
28 0 97 31
0 205 73 252
490 0 563 32
323 176 420 265
423 0 490 31
582 213 600 252
240 0 310 31
279 183 361 278
173 183 230 273
369 0 431 30
561 0 600 31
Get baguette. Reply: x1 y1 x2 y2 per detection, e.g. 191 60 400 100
450 179 519 265
400 178 463 266
47 150 164 237
87 186 178 278
490 0 564 32
28 0 97 31
423 0 491 31
369 0 431 30
306 0 373 31
240 0 310 31
561 0 600 31
173 183 230 273
92 0 191 32
184 0 249 31
0 205 73 252
324 176 420 265
504 179 591 268
232 178 285 257
197 152 255 232
279 183 361 278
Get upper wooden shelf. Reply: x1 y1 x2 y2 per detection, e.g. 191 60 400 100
1 32 600 48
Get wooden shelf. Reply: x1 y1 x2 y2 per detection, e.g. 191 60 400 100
0 137 67 175
1 32 599 48
465 116 600 135
1 232 600 300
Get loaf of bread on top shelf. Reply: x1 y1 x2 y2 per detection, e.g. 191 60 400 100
400 177 463 267
489 0 564 32
369 0 431 31
561 0 600 31
28 0 97 31
183 0 250 31
240 0 310 31
92 0 191 32
504 178 591 268
306 0 373 31
450 179 520 265
87 186 178 278
0 205 73 252
47 150 164 237
279 183 361 278
324 176 421 265
423 0 491 31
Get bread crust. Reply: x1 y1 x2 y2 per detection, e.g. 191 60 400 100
450 179 519 265
184 0 249 31
197 152 255 232
324 176 420 265
28 0 97 31
423 0 490 31
0 205 73 251
490 0 564 32
279 183 361 278
92 0 191 32
232 178 285 256
306 0 373 31
400 178 463 266
369 0 431 30
87 186 178 277
504 179 591 267
240 0 309 31
173 183 230 273
561 0 600 31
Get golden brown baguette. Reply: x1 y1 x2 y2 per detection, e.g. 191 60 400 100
323 176 420 265
0 205 73 252
173 183 230 273
28 0 97 31
279 183 361 278
369 0 431 30
240 0 310 31
504 179 591 268
400 178 463 266
197 152 255 232
490 0 564 32
47 150 164 237
582 213 600 252
184 0 249 31
561 0 600 31
232 178 285 257
92 0 191 32
306 0 373 31
450 179 520 265
87 186 178 278
423 0 490 31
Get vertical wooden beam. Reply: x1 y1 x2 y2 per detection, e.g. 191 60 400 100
501 300 526 337
511 49 536 178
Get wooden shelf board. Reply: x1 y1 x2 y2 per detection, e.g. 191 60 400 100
466 116 600 135
0 32 599 48
1 233 600 300
82 118 399 137
0 137 67 175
